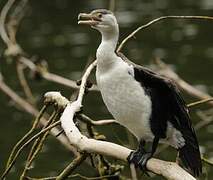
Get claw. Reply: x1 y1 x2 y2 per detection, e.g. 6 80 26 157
138 152 152 171
127 150 152 175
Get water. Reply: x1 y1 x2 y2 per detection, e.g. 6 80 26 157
0 0 213 179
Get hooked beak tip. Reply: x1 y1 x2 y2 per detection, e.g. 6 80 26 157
77 12 100 26
78 13 86 20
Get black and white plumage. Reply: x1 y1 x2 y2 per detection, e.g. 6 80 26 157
78 9 202 176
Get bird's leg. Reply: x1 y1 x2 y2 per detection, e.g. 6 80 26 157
127 137 159 172
127 139 146 167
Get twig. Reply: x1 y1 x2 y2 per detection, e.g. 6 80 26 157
0 79 77 153
0 0 15 46
77 114 118 126
68 173 118 180
154 59 213 106
130 163 138 180
20 111 60 179
1 119 62 179
77 60 97 103
109 0 116 12
56 153 88 180
25 177 56 180
195 115 213 130
16 62 35 104
5 105 47 168
0 0 23 56
7 0 29 43
43 71 99 91
187 98 213 108
19 56 99 91
202 157 213 166
117 15 213 52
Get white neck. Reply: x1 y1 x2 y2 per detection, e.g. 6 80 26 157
96 27 119 70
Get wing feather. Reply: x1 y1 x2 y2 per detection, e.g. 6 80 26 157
117 52 202 176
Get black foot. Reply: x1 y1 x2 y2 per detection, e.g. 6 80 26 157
127 150 152 173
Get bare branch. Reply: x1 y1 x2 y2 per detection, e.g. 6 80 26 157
0 0 15 46
117 15 213 52
0 0 23 56
154 59 213 106
19 57 99 91
5 105 47 168
187 98 213 108
7 0 29 43
77 60 97 103
46 91 196 180
20 111 60 180
77 114 118 126
1 119 62 179
109 0 116 12
0 79 77 154
130 163 138 180
16 62 35 104
202 157 213 166
56 153 88 180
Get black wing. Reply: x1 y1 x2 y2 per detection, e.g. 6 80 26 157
117 52 202 176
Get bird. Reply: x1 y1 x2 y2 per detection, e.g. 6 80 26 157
78 9 202 177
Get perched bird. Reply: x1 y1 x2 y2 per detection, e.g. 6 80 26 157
78 9 202 176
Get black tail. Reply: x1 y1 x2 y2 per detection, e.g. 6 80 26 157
179 136 202 177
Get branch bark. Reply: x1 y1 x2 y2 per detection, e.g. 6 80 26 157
45 91 196 180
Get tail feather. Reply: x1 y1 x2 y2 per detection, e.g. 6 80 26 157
179 140 202 177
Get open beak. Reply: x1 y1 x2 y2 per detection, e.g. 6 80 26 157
78 13 101 26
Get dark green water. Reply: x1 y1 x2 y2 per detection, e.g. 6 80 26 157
0 0 213 179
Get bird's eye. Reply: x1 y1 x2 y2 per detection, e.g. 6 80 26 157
97 13 102 18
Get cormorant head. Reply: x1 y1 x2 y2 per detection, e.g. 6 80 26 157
78 9 119 35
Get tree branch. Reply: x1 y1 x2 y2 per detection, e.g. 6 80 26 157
0 79 77 153
117 15 213 52
45 91 195 180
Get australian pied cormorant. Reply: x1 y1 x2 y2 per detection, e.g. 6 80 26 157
78 9 202 177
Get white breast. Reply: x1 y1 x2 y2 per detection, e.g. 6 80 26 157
96 57 153 140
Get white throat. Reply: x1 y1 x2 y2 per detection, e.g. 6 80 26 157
96 26 119 70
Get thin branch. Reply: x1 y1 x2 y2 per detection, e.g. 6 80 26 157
77 60 97 103
202 157 213 166
154 59 213 106
20 111 60 179
0 0 23 56
195 115 213 130
117 15 213 52
16 62 35 104
130 163 138 180
43 71 98 91
187 98 213 108
56 153 88 180
7 0 29 43
19 56 99 91
1 119 62 179
0 79 78 164
25 177 56 180
69 174 118 180
5 105 47 168
109 0 116 12
77 114 118 126
0 0 15 46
